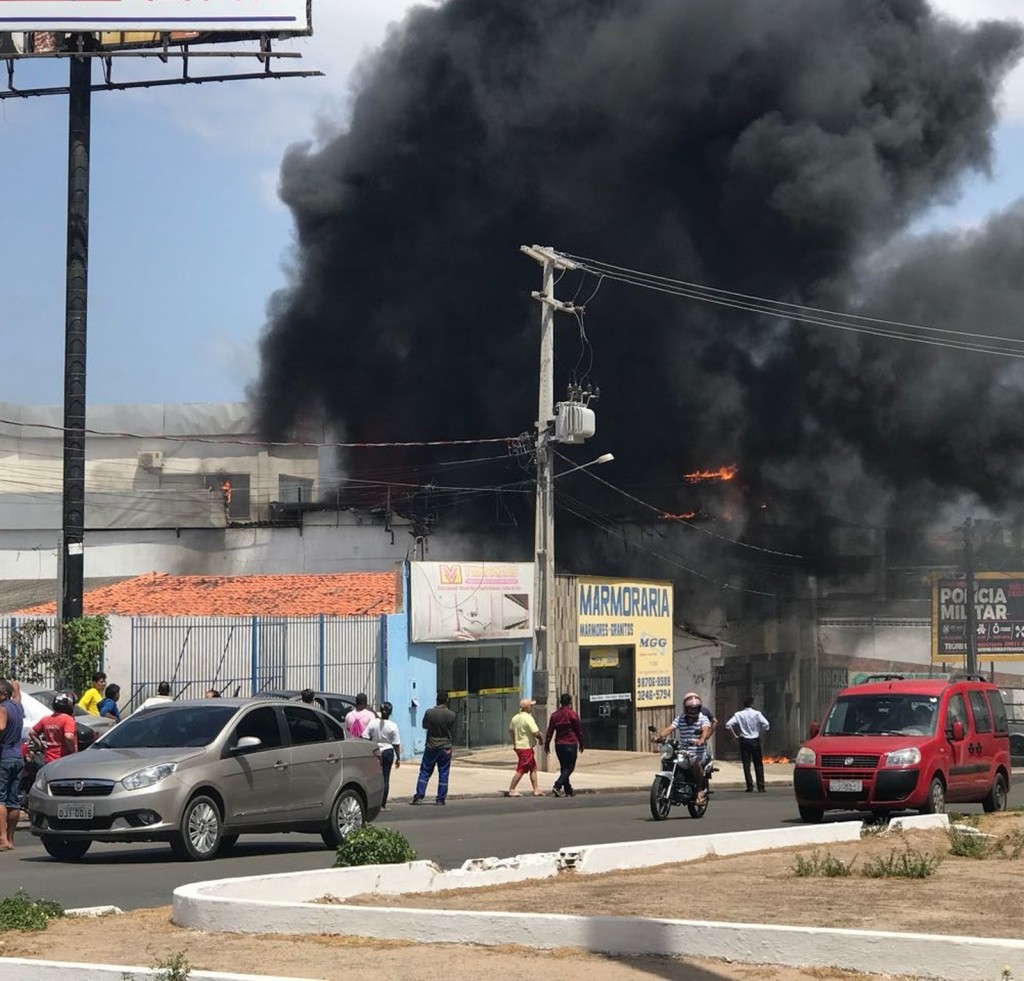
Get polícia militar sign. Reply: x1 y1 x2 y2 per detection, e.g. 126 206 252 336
932 572 1024 662
0 0 310 33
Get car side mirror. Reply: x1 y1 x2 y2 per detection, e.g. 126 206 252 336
808 721 820 738
230 735 262 754
950 721 965 742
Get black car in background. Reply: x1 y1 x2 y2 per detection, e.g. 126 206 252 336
253 690 358 728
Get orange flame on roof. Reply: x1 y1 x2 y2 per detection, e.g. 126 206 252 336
659 511 697 521
684 464 738 484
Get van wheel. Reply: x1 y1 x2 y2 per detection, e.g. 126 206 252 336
921 776 946 814
798 805 824 824
983 773 1008 813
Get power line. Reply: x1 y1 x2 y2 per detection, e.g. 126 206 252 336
557 251 1024 359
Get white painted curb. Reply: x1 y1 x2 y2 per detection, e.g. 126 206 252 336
0 960 321 981
172 816 1018 979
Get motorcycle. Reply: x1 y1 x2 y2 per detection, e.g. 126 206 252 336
648 724 714 820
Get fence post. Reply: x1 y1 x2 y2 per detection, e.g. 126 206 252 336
379 613 388 701
318 613 326 692
250 615 259 695
7 617 15 677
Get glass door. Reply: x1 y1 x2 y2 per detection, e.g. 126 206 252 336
437 644 523 751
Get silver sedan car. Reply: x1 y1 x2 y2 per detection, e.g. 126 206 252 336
28 698 383 861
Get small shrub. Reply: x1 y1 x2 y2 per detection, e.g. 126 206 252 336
793 850 854 877
153 951 191 981
991 829 1024 860
0 889 64 931
334 825 417 868
861 848 938 879
860 821 889 838
948 826 992 859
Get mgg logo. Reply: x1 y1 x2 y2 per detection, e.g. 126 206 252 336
639 633 667 649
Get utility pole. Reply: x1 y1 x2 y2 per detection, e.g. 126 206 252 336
521 245 577 769
61 39 93 625
964 518 978 676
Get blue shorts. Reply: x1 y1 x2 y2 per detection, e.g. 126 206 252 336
0 757 24 808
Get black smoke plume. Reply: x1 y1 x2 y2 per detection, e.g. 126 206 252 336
256 0 1023 570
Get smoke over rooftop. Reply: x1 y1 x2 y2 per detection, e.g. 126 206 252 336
255 0 1023 563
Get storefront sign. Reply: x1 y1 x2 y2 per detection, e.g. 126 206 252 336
932 572 1024 661
589 651 619 669
578 577 674 707
410 562 533 643
590 692 633 702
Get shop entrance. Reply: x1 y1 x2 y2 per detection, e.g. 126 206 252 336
579 646 635 750
437 644 523 751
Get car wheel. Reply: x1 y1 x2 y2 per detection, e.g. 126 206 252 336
170 794 223 861
798 805 824 824
921 775 946 815
321 787 365 848
983 772 1008 814
40 836 92 861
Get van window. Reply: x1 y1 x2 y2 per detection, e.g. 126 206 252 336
989 690 1010 734
946 693 968 734
968 691 992 733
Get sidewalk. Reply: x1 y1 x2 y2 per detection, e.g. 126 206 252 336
386 747 793 801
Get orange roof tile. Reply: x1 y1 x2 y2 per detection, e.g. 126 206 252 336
16 571 400 618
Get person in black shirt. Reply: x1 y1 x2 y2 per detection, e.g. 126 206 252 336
412 690 457 805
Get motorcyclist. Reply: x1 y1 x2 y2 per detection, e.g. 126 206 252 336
656 692 711 804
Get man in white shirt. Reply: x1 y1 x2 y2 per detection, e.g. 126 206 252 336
136 681 173 713
725 697 770 793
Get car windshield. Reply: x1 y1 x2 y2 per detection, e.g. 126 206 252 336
823 694 938 736
95 705 237 749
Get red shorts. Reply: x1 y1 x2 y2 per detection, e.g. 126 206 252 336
515 748 537 774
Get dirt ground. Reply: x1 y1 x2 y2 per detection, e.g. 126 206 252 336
3 815 1022 981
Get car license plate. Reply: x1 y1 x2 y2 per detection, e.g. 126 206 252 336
57 804 94 821
829 779 863 793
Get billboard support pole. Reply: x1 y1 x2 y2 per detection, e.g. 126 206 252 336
963 518 978 676
60 37 92 626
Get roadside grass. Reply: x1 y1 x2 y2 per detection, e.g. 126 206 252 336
793 850 855 877
861 848 939 879
948 825 1024 860
0 890 63 932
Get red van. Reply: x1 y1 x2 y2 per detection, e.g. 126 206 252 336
793 674 1011 822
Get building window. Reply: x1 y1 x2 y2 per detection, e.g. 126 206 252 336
278 475 313 504
205 473 251 520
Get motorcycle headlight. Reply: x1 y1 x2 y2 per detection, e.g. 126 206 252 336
795 747 816 766
121 762 177 791
885 747 922 767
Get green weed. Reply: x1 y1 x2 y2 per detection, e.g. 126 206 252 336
0 889 64 931
793 850 855 877
948 826 991 859
334 825 417 868
861 847 938 878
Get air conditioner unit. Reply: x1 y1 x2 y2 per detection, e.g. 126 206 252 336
137 450 165 471
554 402 596 444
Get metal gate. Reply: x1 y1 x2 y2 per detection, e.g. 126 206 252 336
129 614 383 711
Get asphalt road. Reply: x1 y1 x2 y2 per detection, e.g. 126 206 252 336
4 784 1024 911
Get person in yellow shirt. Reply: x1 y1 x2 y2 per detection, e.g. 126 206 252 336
507 699 543 797
77 672 107 716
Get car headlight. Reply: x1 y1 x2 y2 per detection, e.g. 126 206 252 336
32 772 47 793
885 747 922 767
121 763 177 791
795 747 816 766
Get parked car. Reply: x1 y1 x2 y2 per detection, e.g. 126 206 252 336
28 698 383 861
794 673 1011 822
28 689 116 750
253 689 359 728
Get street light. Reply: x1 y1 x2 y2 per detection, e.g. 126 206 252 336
555 452 615 480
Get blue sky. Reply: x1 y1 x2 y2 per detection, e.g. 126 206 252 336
1 0 1023 409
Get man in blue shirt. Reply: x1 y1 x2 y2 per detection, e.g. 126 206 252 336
0 679 25 850
656 692 711 804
